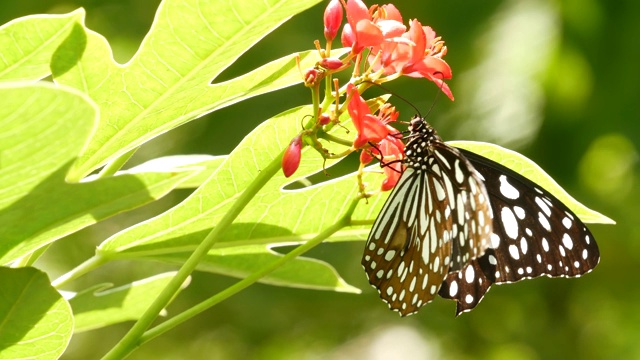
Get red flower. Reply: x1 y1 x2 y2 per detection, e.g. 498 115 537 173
324 0 343 42
366 104 405 190
347 83 390 148
378 135 404 190
282 135 302 177
369 19 454 100
348 85 405 190
341 0 406 55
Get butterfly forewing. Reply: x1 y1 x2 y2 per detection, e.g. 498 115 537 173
439 148 600 315
363 117 493 316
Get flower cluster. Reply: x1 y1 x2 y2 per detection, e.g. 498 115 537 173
282 0 454 194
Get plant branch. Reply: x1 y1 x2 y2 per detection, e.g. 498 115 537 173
139 196 360 344
101 153 284 360
51 255 108 289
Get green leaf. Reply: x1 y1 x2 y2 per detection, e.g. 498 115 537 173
97 105 346 253
69 272 187 333
127 155 227 189
0 267 73 360
448 140 615 224
0 9 84 82
52 0 327 181
0 83 196 265
151 245 360 293
97 99 393 254
94 97 396 292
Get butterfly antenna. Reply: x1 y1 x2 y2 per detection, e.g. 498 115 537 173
423 71 446 120
360 80 422 119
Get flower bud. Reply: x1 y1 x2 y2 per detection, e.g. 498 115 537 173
318 113 331 125
323 0 343 42
282 135 303 177
319 57 344 70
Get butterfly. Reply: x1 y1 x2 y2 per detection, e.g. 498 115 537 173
362 115 599 316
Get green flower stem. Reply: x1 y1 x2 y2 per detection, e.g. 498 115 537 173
98 148 138 178
101 153 284 360
318 132 353 147
139 197 360 346
51 255 108 289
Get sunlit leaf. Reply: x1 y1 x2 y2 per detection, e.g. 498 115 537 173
0 82 196 265
0 267 73 360
52 0 328 181
0 9 84 82
69 272 188 332
98 96 393 254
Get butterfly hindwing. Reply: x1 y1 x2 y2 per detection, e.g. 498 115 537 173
439 148 600 315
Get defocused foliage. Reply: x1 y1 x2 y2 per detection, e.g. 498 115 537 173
1 0 637 359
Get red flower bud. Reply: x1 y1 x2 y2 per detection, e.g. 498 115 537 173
323 0 343 42
282 135 302 178
319 57 344 70
318 113 331 125
304 68 319 86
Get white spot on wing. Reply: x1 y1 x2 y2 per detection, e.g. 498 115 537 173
501 207 519 239
542 237 549 252
490 233 501 249
449 280 458 297
520 237 528 255
538 212 551 231
499 175 520 199
384 250 396 261
465 266 475 283
535 196 552 217
508 244 520 260
562 234 574 250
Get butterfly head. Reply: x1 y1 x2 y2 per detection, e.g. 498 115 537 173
405 116 442 165
408 115 439 138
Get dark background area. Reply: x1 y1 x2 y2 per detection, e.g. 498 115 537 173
2 0 638 359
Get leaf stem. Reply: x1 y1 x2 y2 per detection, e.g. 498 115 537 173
101 153 284 360
318 131 353 147
51 255 108 288
139 197 360 345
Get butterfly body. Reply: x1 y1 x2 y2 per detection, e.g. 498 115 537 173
363 116 599 316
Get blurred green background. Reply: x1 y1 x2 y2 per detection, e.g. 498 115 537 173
2 0 639 359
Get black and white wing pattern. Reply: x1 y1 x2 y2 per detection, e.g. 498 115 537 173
362 117 493 316
438 148 600 315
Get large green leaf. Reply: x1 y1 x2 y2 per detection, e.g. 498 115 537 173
97 100 391 257
151 245 360 293
94 102 391 292
448 140 615 224
0 267 73 360
0 9 84 82
52 0 326 181
0 83 197 265
69 272 187 333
